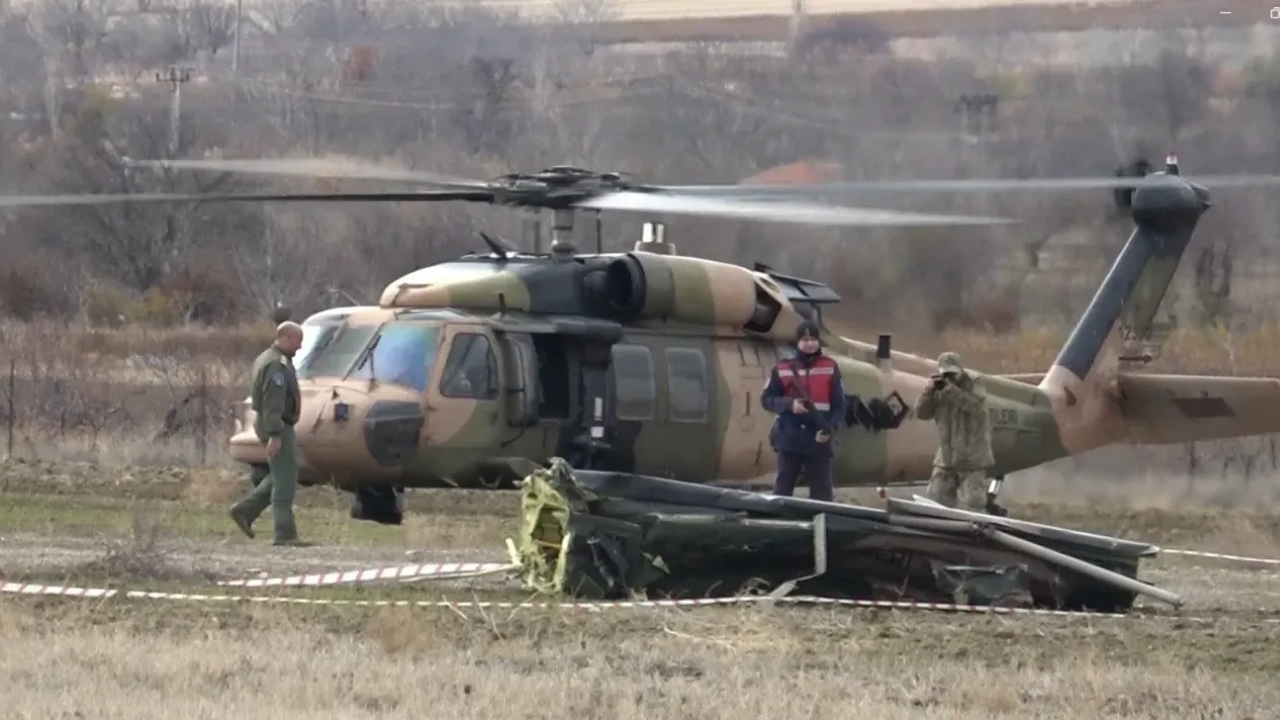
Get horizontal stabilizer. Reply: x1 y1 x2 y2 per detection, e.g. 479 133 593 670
1118 373 1280 444
998 372 1044 385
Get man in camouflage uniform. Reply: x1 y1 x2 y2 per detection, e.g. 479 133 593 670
913 351 995 512
229 321 306 545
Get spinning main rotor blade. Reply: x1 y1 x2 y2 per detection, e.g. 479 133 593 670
667 174 1280 197
0 188 1011 226
132 158 490 189
577 191 1014 226
124 156 1280 199
0 190 493 207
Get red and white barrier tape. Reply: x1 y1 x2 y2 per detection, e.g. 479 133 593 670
216 546 1280 592
1159 548 1280 567
1 579 1135 617
217 562 516 588
15 579 1280 624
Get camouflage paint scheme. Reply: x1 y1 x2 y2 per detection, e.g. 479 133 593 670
227 170 1280 508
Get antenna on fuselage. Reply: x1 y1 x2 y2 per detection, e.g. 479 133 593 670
634 221 675 255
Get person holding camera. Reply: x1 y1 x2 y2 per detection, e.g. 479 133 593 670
760 320 848 502
913 351 994 511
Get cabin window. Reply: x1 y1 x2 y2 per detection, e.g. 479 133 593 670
612 344 655 421
302 323 380 379
440 333 500 400
665 347 709 424
347 322 442 393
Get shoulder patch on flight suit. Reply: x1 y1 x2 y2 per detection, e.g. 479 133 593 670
272 370 285 386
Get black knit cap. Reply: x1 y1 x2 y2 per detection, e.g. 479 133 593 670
795 320 821 343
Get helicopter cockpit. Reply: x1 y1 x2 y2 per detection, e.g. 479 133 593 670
228 308 522 491
301 320 441 392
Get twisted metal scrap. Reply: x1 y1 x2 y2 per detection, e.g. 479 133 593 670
505 458 586 596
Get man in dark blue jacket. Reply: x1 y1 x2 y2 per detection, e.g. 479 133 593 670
760 320 847 501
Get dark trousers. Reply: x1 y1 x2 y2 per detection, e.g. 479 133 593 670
773 451 834 502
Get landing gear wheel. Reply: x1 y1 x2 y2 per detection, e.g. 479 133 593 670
349 486 404 526
985 475 1009 517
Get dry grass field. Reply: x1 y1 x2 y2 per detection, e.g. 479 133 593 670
4 320 1280 717
4 459 1280 718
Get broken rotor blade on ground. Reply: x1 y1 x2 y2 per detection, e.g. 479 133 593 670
131 157 492 189
574 190 1016 227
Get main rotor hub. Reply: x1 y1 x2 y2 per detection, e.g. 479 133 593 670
496 166 629 191
489 166 641 213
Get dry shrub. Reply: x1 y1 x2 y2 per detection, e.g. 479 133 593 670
180 467 245 506
155 265 247 326
0 601 30 640
81 282 137 329
364 606 452 656
70 322 275 363
75 514 193 581
0 261 64 321
0 319 271 366
130 288 191 328
930 324 1280 375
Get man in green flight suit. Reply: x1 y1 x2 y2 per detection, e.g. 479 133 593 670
229 321 306 545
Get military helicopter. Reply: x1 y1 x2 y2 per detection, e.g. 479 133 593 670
7 154 1280 526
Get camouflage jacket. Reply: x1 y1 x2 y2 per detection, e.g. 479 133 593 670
250 343 301 441
913 374 993 471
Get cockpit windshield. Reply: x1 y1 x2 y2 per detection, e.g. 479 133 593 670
294 323 344 377
298 323 380 379
347 322 442 392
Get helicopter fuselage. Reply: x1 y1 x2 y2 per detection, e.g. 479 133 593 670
228 307 1069 496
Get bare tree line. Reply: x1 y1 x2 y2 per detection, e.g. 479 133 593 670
2 0 1280 334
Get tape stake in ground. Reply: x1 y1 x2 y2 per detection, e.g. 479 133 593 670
217 562 516 588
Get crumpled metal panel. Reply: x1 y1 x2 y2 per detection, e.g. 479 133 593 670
929 562 1033 606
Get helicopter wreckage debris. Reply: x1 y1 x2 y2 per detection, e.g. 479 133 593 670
508 459 1182 613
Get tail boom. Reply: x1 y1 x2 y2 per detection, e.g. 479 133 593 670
1117 373 1280 445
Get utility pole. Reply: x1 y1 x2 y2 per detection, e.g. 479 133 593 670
787 0 806 59
156 66 191 156
232 0 243 79
956 92 1000 138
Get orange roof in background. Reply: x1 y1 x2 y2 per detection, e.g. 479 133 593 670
740 160 845 185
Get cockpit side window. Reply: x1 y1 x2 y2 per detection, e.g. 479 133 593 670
301 324 379 378
347 322 442 392
439 332 499 400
